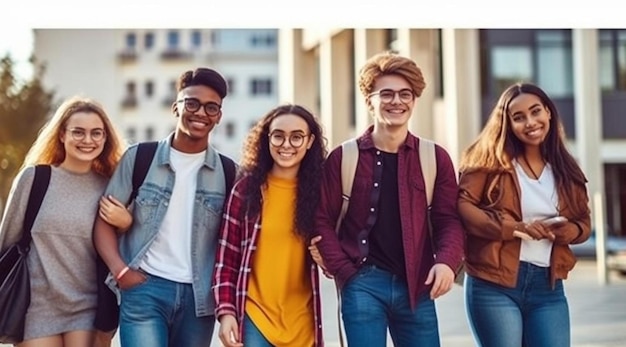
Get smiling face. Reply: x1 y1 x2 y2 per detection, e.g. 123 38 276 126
173 84 222 152
268 113 314 178
367 74 416 130
507 92 552 148
60 111 106 170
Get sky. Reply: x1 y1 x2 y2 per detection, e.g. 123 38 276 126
0 0 620 81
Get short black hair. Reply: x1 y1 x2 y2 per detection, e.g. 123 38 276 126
176 67 228 99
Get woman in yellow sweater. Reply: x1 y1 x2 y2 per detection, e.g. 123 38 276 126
212 104 327 347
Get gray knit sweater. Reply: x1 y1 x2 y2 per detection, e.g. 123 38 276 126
0 165 107 340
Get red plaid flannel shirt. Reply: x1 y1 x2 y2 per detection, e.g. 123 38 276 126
212 176 324 346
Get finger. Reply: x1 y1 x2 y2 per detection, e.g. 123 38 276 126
310 235 322 246
107 195 126 208
424 268 435 285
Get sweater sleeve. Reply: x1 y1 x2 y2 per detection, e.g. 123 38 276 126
0 166 36 252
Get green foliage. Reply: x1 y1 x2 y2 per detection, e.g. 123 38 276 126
0 54 55 213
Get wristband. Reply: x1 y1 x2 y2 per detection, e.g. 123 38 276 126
116 266 130 281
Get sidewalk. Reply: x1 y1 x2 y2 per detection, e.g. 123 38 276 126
3 260 624 346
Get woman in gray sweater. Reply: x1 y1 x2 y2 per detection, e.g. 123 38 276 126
0 96 131 347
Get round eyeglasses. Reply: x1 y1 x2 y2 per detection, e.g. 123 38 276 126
369 88 415 104
268 132 309 148
66 128 106 142
177 97 221 117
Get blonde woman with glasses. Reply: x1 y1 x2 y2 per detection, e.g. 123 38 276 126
0 96 131 347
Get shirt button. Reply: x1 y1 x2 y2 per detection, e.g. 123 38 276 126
362 257 367 262
361 239 367 244
374 182 379 187
370 207 375 212
164 202 169 206
377 161 381 165
376 150 381 155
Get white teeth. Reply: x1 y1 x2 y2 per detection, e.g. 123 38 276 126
191 121 208 127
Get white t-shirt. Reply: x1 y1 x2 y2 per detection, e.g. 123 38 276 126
514 159 559 267
139 147 205 283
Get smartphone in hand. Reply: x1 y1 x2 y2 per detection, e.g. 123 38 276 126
542 216 568 226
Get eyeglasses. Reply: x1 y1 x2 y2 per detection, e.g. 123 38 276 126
66 128 106 142
177 98 221 117
268 132 309 148
369 88 415 104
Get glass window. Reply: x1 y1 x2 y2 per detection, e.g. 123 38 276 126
227 78 235 94
599 31 615 92
250 78 273 95
126 81 136 95
125 33 136 49
191 30 202 48
536 30 573 97
167 30 179 49
617 31 626 90
145 32 154 50
145 127 154 141
145 80 154 97
491 47 532 93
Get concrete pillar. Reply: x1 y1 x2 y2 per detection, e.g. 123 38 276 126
396 29 436 140
441 29 482 169
319 30 353 148
353 29 386 135
278 29 317 112
572 29 606 283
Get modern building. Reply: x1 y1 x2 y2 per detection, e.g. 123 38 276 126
278 28 626 236
33 28 279 161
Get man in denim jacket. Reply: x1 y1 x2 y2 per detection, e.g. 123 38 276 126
94 67 235 346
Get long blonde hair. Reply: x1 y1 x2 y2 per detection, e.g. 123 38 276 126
22 96 125 178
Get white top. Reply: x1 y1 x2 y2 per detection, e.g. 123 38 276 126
514 159 558 267
139 147 205 283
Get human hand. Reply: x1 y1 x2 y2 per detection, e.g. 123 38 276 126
425 263 454 299
99 195 132 232
308 236 333 279
522 220 556 241
218 314 243 347
116 267 147 291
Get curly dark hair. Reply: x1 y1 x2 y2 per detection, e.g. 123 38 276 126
239 104 328 238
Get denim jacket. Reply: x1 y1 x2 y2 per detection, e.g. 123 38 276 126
103 134 230 317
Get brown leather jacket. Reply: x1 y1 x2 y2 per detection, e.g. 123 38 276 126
458 168 591 288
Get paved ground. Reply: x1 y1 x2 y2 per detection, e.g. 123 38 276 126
4 260 625 346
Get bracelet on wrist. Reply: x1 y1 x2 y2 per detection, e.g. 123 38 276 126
116 266 130 281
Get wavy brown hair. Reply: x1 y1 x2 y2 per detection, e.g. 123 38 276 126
459 83 587 214
358 50 426 98
22 96 125 178
239 104 328 238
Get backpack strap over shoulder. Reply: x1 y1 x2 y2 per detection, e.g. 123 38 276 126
18 164 51 248
418 137 437 207
130 141 158 202
335 138 358 234
218 153 236 195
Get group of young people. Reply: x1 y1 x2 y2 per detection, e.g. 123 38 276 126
0 50 590 347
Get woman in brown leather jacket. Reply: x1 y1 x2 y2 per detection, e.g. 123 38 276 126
458 82 591 347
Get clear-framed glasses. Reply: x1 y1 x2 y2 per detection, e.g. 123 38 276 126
66 127 106 142
268 131 309 148
177 97 221 117
369 88 415 104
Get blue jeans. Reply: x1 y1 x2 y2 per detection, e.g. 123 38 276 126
341 265 440 347
119 272 215 347
243 313 273 347
465 261 570 347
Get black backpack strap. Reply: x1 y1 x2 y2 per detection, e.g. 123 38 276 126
219 153 236 195
130 141 158 202
19 164 51 248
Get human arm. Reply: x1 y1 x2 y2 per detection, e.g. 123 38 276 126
549 182 592 245
0 167 35 251
426 147 464 298
313 147 359 287
98 195 132 232
458 169 525 241
309 235 333 279
212 179 246 320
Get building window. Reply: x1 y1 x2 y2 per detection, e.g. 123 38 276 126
145 80 154 97
145 127 154 141
191 30 202 48
122 81 137 107
126 127 136 143
599 29 626 92
225 122 235 138
145 32 154 50
536 30 573 97
227 78 235 94
125 32 136 49
250 78 273 96
211 31 219 45
491 46 532 93
163 80 177 107
167 30 179 49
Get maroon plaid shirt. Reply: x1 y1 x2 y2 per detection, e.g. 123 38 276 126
212 176 324 346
